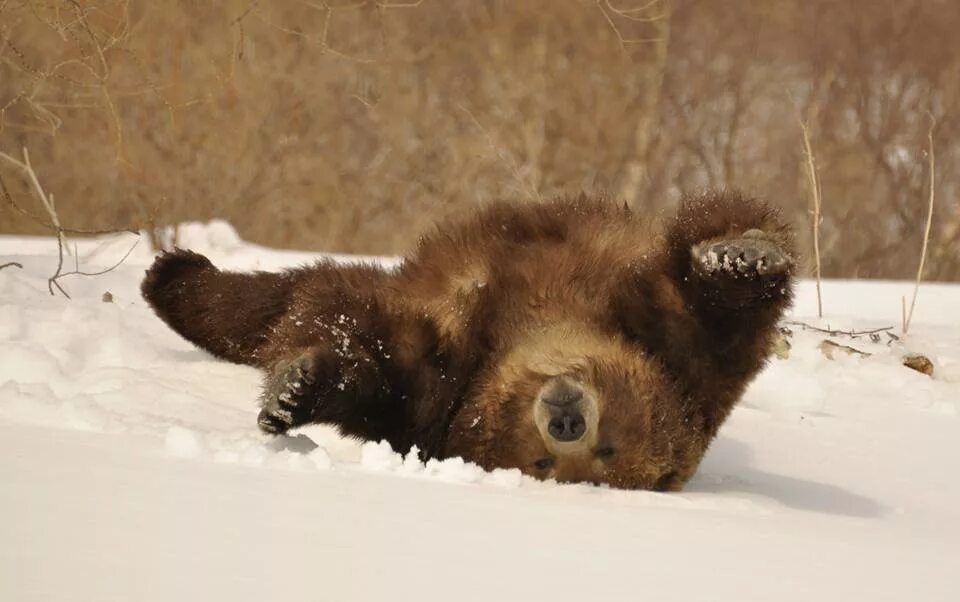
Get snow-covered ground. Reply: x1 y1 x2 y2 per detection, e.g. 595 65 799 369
2 223 958 602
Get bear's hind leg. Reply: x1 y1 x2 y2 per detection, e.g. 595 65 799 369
142 250 294 366
664 191 796 311
642 191 800 434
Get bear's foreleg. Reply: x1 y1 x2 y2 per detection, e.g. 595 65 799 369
252 264 440 446
257 343 397 441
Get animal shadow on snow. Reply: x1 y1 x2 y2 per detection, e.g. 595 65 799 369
268 433 320 454
688 437 884 518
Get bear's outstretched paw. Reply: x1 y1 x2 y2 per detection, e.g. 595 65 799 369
692 229 791 280
258 353 321 434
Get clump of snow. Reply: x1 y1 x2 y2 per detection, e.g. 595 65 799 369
165 425 205 458
177 220 243 253
360 439 404 472
358 440 523 487
240 444 269 466
485 467 525 488
424 455 486 484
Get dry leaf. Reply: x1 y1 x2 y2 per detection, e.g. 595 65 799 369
902 354 934 376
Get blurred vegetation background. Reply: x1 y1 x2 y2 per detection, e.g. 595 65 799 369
1 0 958 279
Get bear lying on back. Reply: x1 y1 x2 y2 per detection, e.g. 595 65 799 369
142 191 795 490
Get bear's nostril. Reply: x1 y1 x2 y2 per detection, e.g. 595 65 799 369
548 411 586 442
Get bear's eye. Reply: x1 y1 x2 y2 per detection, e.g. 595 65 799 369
533 457 555 470
595 447 616 459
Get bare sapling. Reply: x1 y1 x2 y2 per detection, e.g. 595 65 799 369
0 147 141 298
902 115 937 335
797 115 824 318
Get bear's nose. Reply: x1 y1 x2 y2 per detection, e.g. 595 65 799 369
547 410 586 442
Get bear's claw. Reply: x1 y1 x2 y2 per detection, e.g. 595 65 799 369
692 230 791 279
258 354 321 434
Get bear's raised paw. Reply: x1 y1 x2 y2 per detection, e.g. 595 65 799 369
692 229 791 280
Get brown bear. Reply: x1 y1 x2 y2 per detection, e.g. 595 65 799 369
142 190 795 491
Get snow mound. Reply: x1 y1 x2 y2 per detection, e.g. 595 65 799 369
1 223 959 602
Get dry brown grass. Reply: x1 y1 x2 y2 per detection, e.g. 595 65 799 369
1 0 958 279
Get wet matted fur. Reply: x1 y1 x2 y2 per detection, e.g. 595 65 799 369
142 191 795 490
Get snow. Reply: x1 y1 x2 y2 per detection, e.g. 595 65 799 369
2 222 959 601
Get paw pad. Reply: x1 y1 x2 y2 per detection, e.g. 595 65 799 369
693 231 791 279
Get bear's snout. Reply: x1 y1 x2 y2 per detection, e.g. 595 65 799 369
536 377 596 445
541 378 587 442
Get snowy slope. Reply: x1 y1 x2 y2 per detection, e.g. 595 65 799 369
1 223 958 602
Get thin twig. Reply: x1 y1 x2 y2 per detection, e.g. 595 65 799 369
0 147 71 254
456 103 543 202
785 321 895 337
49 236 141 298
376 0 424 7
795 112 823 318
903 114 936 335
0 170 136 235
596 0 668 49
1 145 141 298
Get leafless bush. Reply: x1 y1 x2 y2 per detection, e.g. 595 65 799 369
903 116 937 335
0 0 957 279
0 146 140 297
794 106 824 316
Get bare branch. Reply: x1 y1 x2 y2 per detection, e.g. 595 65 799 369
49 235 141 296
0 147 70 254
596 0 668 49
602 0 668 22
251 3 377 64
0 145 141 298
790 93 824 318
456 103 543 203
902 113 937 335
785 320 896 339
47 225 69 297
0 158 137 235
376 0 424 7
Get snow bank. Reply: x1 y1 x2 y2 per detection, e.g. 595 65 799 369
1 222 958 602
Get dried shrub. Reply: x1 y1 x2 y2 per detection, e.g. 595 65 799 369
1 0 958 279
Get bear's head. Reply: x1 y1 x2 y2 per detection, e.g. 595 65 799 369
447 324 711 491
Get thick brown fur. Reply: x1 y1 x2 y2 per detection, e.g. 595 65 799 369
142 191 795 490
